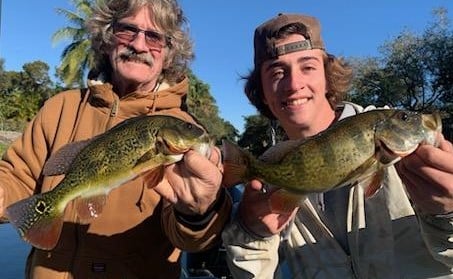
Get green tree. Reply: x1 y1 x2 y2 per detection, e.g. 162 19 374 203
0 58 4 75
237 114 285 156
53 0 94 87
186 72 239 144
348 7 452 113
0 61 55 130
22 61 54 104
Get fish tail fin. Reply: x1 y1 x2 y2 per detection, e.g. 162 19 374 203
5 192 64 250
221 139 251 187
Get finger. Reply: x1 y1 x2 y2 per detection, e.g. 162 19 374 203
399 156 451 196
209 146 222 165
245 180 281 199
183 150 222 180
165 163 191 194
248 180 264 191
209 146 224 173
414 145 453 173
400 166 450 214
438 137 453 153
153 180 178 203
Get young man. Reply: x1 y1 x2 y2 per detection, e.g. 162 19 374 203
0 0 231 278
222 13 453 278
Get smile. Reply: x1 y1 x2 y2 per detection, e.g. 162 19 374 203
283 98 309 107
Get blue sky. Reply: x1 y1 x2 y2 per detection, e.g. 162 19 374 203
1 0 452 132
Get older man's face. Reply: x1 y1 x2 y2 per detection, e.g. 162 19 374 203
109 6 169 94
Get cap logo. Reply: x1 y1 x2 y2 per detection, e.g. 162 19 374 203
271 40 313 58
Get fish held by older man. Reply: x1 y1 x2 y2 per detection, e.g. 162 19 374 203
222 109 442 212
5 114 213 250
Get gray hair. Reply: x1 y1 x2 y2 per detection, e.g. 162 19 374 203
86 0 193 83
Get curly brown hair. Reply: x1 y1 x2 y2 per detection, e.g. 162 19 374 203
244 23 352 120
86 0 193 83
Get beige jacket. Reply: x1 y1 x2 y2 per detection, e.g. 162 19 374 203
0 77 231 279
222 102 453 279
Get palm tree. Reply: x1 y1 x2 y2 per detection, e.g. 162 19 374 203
52 0 94 87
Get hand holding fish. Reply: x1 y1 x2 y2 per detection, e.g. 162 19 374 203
396 134 453 215
222 109 444 238
238 180 298 238
4 115 215 250
155 146 224 215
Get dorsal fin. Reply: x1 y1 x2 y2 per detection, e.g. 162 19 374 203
43 138 93 176
259 139 304 163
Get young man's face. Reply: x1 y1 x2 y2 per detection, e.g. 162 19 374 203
260 34 335 139
109 6 169 93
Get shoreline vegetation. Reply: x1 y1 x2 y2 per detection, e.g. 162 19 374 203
0 131 21 154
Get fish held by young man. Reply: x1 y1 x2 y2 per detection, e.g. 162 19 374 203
222 109 442 212
5 114 213 250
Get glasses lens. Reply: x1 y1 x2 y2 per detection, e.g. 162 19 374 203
144 30 166 47
113 23 137 42
113 22 169 48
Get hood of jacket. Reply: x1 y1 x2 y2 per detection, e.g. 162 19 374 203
86 75 189 119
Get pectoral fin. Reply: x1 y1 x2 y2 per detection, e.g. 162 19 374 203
361 168 385 198
75 195 107 222
336 157 380 188
134 151 182 188
142 166 165 188
269 189 305 214
134 151 183 172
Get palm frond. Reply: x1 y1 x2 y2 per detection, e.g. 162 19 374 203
54 0 94 87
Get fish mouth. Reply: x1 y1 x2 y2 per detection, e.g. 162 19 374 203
421 112 442 147
376 139 417 165
159 137 189 155
192 142 212 158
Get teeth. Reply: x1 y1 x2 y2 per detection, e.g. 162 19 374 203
285 98 308 106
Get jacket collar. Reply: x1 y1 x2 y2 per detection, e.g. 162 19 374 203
86 76 189 117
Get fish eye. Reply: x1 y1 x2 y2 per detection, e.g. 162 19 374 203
399 112 409 121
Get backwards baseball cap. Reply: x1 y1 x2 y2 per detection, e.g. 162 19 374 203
253 13 325 67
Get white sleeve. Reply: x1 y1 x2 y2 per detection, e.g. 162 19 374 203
222 218 281 279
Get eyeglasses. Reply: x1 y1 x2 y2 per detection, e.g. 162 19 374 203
112 22 172 49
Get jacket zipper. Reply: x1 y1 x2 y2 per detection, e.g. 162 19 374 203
110 99 119 117
106 98 119 129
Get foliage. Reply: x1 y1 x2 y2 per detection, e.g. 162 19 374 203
348 8 452 114
0 61 56 130
0 143 6 156
50 1 240 143
186 72 239 144
237 114 286 156
347 8 453 139
2 4 451 147
238 8 453 147
53 0 94 87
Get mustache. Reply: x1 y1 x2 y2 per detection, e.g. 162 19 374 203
116 47 154 66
